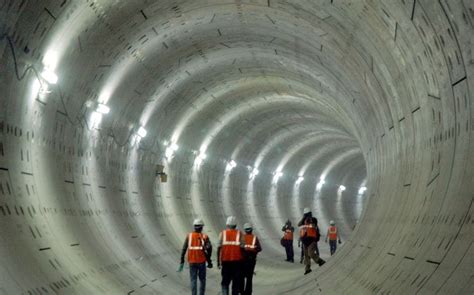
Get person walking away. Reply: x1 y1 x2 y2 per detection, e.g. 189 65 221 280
325 220 342 256
178 219 213 295
298 208 325 275
217 216 244 295
242 223 262 295
281 219 294 262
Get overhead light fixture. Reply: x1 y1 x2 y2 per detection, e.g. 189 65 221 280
316 176 326 190
339 185 346 192
195 151 207 166
273 170 283 183
165 142 179 160
40 69 58 84
96 103 110 114
90 112 103 129
249 167 259 179
137 126 147 138
296 176 304 184
358 186 367 194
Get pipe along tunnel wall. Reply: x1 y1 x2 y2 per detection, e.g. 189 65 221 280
0 1 473 294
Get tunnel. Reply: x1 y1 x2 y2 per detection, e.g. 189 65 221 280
0 0 473 294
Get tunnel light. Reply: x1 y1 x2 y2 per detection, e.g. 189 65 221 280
90 112 103 129
96 103 110 114
339 185 346 192
296 176 304 184
226 160 237 171
165 142 179 160
40 69 58 84
42 50 59 70
137 126 147 138
249 167 259 179
358 186 367 194
195 152 207 166
316 177 326 190
273 170 283 183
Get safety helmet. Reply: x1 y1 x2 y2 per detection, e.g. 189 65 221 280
243 223 253 230
226 216 237 226
330 220 335 225
193 219 204 226
303 207 311 214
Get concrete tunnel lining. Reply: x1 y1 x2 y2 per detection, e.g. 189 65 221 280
0 0 473 294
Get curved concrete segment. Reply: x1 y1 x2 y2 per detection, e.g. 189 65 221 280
0 1 473 294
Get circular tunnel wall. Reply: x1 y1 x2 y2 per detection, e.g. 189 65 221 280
0 1 473 294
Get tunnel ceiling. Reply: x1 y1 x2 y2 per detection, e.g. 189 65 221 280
0 0 473 294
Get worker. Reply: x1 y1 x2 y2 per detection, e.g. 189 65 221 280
242 223 262 295
298 208 326 275
281 219 294 262
217 216 244 295
325 220 342 255
179 219 213 295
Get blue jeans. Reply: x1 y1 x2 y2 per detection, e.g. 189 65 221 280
329 240 337 255
190 263 206 295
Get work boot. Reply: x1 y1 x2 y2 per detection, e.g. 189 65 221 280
318 259 326 267
304 269 312 275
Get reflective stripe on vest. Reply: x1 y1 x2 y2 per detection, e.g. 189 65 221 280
244 234 257 251
188 232 207 264
328 226 338 240
221 229 243 261
223 230 240 246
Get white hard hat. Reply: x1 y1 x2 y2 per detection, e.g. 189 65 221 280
303 207 311 214
193 219 204 226
330 220 335 225
226 216 237 226
243 223 253 230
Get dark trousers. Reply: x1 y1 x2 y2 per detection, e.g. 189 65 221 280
329 240 337 255
221 261 242 295
242 259 256 295
189 263 206 295
301 244 319 262
283 240 294 261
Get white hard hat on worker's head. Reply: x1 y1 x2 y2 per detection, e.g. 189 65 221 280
330 220 335 225
193 219 204 226
243 223 253 230
303 207 311 214
226 216 237 226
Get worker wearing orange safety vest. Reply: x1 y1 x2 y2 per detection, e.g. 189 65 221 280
217 216 244 295
325 220 342 256
298 208 326 275
281 219 294 262
242 223 262 295
179 219 213 295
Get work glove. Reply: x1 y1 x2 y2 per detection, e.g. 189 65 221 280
207 261 213 269
217 261 221 269
177 263 184 272
325 239 328 243
338 239 342 244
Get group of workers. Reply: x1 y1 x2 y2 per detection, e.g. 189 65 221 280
179 216 261 295
178 208 341 295
281 208 342 275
